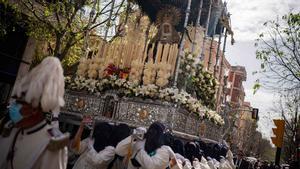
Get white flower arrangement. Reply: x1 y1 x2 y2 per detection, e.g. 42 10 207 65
129 59 144 84
143 62 157 85
77 58 90 77
135 84 159 97
156 62 172 87
192 66 219 109
64 76 72 84
180 53 197 77
87 59 98 79
159 87 179 101
65 75 224 125
177 51 219 109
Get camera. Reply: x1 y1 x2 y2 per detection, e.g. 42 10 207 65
132 127 146 140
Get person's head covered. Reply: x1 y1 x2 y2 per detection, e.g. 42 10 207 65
109 123 131 147
12 57 65 113
144 121 166 154
163 131 174 147
172 139 185 156
92 122 113 152
184 142 199 162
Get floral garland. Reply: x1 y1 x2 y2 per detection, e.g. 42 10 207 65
65 76 224 125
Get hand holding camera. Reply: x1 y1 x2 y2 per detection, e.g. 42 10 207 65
132 127 146 141
82 115 93 124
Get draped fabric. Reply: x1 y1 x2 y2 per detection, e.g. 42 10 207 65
72 138 115 169
0 123 68 169
115 136 171 169
207 0 224 37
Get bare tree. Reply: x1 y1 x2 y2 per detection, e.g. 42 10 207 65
274 91 300 161
240 120 258 156
257 137 276 161
254 12 300 164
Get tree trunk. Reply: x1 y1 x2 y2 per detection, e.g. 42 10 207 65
294 105 299 162
60 36 76 61
54 34 62 59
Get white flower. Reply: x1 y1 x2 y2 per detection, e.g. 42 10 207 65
66 74 224 125
186 65 191 70
110 75 117 81
191 71 196 76
102 79 109 83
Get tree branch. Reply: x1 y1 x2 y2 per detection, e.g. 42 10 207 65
274 23 300 68
20 1 57 32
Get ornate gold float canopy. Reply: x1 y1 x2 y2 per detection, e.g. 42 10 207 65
131 0 211 32
154 6 181 44
131 0 234 39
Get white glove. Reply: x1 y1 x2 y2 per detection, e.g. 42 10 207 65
183 159 192 169
87 138 95 150
132 127 147 140
226 150 234 160
133 140 144 151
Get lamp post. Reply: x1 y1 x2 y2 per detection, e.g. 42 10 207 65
199 0 213 61
221 102 259 153
191 0 203 53
173 0 192 87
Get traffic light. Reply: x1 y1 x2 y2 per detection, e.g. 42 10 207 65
252 108 259 120
271 119 285 148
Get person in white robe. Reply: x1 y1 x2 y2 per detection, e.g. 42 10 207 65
107 123 131 169
164 145 184 169
213 158 220 168
226 150 235 169
71 121 115 169
115 122 171 169
182 160 193 169
219 156 234 169
207 157 217 169
198 157 211 169
172 153 193 169
0 57 68 169
171 139 192 169
192 158 201 169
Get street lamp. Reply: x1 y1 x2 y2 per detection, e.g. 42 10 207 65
221 103 259 153
252 108 259 120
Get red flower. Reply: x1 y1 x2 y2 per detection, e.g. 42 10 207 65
104 64 131 79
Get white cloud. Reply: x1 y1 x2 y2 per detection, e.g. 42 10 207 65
244 89 275 112
227 0 300 41
225 0 299 139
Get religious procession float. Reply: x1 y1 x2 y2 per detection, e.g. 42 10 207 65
61 0 233 141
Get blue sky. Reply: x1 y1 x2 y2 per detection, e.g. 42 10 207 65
225 0 300 138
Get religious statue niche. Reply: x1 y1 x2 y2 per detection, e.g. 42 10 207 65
102 95 117 118
154 6 181 44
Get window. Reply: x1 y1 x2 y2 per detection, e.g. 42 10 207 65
234 75 242 88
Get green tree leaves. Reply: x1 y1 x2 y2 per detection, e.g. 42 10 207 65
254 12 300 92
4 0 127 65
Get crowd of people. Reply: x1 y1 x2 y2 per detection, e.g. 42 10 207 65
67 119 235 169
0 57 296 169
0 56 236 169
